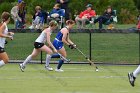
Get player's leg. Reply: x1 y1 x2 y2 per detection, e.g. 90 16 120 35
55 47 67 72
0 52 9 68
133 65 140 77
51 40 61 59
19 48 40 72
39 45 53 71
24 48 41 66
51 53 60 58
128 65 140 87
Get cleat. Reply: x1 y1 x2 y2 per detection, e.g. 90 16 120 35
55 69 64 72
19 64 25 72
45 66 53 71
128 72 136 87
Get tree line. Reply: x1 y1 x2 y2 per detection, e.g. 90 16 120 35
0 0 139 24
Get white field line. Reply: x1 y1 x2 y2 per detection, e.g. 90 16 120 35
119 91 129 93
61 91 140 93
1 66 130 72
119 91 140 93
0 75 127 80
61 92 92 93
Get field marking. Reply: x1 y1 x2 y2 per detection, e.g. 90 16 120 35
119 91 129 93
0 75 128 80
119 91 140 93
61 92 92 93
0 67 131 74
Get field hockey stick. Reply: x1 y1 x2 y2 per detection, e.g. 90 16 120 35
60 16 63 29
57 53 71 63
76 47 99 71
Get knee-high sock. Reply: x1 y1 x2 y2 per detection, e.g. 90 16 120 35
22 55 32 66
0 60 5 68
51 53 60 58
133 65 140 77
57 60 64 69
46 54 51 66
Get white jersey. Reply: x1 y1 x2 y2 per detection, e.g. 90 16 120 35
0 22 8 48
35 27 52 43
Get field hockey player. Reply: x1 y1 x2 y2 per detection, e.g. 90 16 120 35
19 20 58 72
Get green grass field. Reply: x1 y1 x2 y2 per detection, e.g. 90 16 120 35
5 33 139 64
0 64 140 93
2 28 140 93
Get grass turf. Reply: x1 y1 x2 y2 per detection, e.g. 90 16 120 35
0 64 140 93
5 33 139 64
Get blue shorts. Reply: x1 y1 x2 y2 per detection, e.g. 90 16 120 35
53 40 63 50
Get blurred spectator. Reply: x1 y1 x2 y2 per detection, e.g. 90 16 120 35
29 6 44 29
94 6 115 29
75 4 96 29
56 0 69 20
18 0 22 3
41 10 48 24
18 1 26 29
48 3 65 22
137 14 140 29
11 1 26 29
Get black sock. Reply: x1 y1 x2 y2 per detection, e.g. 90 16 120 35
57 60 64 69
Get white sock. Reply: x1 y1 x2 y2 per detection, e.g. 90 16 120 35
0 60 5 68
45 54 51 66
133 65 140 77
22 55 32 66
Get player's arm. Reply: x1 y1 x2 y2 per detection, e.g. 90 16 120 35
61 29 70 45
67 34 76 49
67 33 74 45
46 31 57 53
0 24 13 39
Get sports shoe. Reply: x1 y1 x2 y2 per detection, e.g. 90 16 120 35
128 72 136 87
55 69 64 72
19 64 25 72
45 66 53 71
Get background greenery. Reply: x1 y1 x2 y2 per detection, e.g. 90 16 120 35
5 32 139 64
0 0 140 24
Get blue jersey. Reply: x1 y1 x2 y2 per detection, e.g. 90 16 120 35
56 31 63 41
53 31 64 50
53 27 69 50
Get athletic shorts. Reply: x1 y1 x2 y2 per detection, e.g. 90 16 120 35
53 40 63 50
0 47 5 53
34 42 44 49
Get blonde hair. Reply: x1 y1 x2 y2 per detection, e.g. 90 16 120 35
42 20 58 30
49 20 58 27
54 3 60 8
35 6 41 11
1 12 10 22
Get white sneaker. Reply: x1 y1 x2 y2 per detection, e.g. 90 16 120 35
19 64 25 72
55 69 64 72
45 66 53 71
128 72 136 87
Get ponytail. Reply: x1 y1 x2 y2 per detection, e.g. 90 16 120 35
66 20 75 25
49 20 58 27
